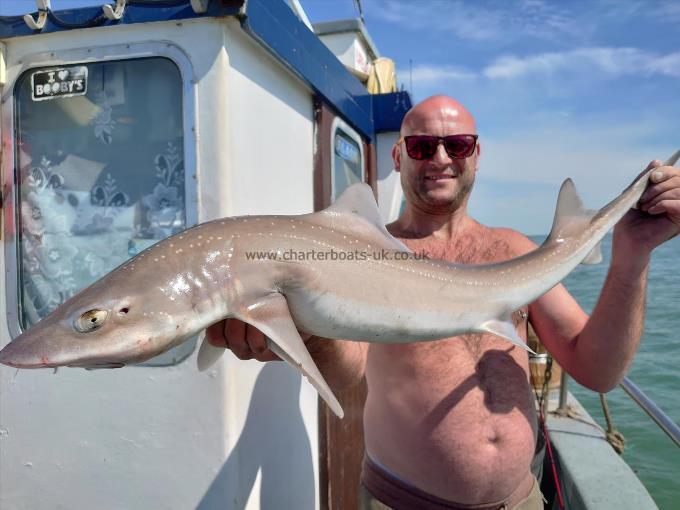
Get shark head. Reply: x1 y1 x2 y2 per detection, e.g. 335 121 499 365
0 262 190 370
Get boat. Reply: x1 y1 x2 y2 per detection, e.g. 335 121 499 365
0 1 676 508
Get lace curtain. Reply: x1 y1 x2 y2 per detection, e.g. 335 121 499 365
15 57 194 365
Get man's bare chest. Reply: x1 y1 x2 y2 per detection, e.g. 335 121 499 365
399 230 516 265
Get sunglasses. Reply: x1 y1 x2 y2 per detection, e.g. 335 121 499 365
398 134 478 160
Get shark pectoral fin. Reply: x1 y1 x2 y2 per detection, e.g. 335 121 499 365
478 319 536 354
581 242 603 265
197 333 225 372
239 294 344 419
264 339 343 419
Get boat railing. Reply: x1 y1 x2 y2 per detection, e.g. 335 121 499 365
557 373 680 448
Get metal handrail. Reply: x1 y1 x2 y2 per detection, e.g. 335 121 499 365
554 373 680 447
619 376 680 448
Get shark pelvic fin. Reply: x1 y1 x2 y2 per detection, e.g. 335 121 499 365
581 244 603 265
239 293 344 419
197 332 225 371
304 183 411 253
478 319 535 354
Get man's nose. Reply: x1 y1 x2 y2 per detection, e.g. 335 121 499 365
431 140 453 166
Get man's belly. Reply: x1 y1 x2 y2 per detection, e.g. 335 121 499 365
363 338 538 505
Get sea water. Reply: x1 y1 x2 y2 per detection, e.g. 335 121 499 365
531 234 680 509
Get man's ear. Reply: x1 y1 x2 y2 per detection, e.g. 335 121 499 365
474 141 481 171
392 142 401 172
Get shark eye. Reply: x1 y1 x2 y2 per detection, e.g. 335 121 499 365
74 309 108 333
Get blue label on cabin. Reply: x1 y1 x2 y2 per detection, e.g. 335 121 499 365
31 66 88 101
334 133 360 164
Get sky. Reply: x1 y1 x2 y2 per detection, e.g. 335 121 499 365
2 0 679 233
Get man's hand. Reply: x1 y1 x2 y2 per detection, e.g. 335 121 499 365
206 319 313 362
615 160 680 255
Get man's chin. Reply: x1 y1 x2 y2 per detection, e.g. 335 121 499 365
418 187 471 213
423 188 458 205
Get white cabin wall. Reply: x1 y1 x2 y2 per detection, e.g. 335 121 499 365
210 20 319 510
376 132 403 223
223 21 315 216
317 32 370 75
0 17 318 510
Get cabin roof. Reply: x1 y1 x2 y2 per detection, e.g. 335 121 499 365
312 18 380 61
0 0 411 141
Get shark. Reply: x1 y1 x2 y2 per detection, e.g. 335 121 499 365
0 151 678 418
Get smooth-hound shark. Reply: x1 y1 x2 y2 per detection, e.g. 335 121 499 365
1 151 678 418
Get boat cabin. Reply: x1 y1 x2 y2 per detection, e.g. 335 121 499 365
0 1 409 508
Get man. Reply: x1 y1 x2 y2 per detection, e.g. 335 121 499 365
207 95 680 509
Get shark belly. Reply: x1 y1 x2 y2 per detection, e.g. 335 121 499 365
283 286 489 344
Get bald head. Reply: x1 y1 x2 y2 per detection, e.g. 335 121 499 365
402 95 476 136
393 95 480 218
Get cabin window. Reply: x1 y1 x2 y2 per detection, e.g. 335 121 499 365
331 120 365 200
13 57 194 365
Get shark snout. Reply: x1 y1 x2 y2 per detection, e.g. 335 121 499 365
0 337 53 368
0 324 85 369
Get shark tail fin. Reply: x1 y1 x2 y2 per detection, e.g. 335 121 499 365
547 179 602 265
664 150 680 166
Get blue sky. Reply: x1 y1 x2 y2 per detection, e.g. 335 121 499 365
2 0 679 233
303 0 680 234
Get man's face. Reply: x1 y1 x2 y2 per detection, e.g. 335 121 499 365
394 103 480 215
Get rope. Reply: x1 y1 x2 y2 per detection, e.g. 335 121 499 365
531 352 566 509
599 393 626 454
540 408 565 510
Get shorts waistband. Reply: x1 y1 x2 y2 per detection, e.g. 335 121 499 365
361 455 531 510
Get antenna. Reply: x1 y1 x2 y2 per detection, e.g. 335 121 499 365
353 0 364 23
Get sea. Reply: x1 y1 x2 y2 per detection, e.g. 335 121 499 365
530 234 680 510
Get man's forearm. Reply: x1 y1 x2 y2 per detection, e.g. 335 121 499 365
305 336 368 393
571 249 649 392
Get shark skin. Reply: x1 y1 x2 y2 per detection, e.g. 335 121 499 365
0 151 678 418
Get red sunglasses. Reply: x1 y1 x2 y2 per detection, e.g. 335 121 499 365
398 134 478 160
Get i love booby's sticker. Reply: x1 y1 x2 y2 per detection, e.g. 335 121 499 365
31 66 88 101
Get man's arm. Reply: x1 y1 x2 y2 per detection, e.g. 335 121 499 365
527 253 645 393
206 319 369 392
522 161 680 392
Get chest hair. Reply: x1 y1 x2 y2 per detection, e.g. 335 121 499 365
400 228 528 360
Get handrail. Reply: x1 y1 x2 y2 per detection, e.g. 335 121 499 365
619 376 680 448
553 372 679 447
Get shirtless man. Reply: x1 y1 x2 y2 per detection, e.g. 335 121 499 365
207 95 680 509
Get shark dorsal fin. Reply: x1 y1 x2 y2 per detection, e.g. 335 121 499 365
549 179 591 237
548 179 601 265
303 183 411 253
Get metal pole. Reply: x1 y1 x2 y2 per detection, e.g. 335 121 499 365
619 377 680 448
557 370 568 413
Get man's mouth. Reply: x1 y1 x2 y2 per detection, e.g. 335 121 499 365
425 174 456 181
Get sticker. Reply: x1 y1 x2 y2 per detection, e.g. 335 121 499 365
31 66 88 101
334 133 360 164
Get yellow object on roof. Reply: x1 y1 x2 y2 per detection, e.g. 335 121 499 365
367 57 396 94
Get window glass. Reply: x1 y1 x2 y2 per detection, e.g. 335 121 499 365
332 129 363 199
14 57 194 365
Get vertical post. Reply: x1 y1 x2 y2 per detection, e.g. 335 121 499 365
557 371 568 413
